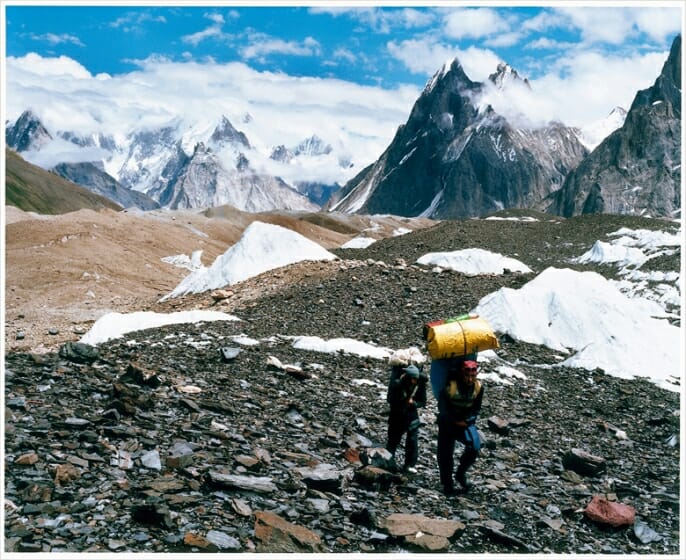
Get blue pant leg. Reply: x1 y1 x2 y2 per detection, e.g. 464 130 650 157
404 423 419 467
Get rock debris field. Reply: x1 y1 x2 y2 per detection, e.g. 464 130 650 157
4 211 681 554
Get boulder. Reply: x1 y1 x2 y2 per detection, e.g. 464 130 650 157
584 495 636 527
254 511 323 553
562 448 606 476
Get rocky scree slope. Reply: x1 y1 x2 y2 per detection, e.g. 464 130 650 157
4 213 681 554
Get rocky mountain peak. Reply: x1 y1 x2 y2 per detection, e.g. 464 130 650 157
547 33 681 218
270 144 295 163
236 152 250 171
329 51 586 219
425 57 478 96
630 34 681 116
608 106 627 119
209 115 251 149
5 109 53 152
488 62 531 90
192 141 211 157
295 135 333 157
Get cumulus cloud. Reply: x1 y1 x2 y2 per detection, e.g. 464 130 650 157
205 12 225 25
443 8 512 40
529 49 670 126
558 7 640 45
8 52 93 79
484 31 523 48
182 26 225 46
556 6 682 46
387 38 501 84
5 53 418 176
629 7 684 42
520 10 572 33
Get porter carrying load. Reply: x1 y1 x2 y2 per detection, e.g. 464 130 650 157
425 314 499 360
425 314 498 399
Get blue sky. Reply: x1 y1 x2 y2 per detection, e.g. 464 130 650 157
4 3 682 88
2 2 683 177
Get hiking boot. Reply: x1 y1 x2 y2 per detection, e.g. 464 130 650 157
455 469 471 491
442 485 458 497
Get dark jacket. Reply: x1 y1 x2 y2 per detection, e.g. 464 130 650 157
387 366 427 414
438 378 483 426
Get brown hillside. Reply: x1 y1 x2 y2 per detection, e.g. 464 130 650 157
4 204 435 352
5 148 123 214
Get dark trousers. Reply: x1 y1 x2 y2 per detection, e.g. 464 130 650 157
386 412 419 468
437 420 479 489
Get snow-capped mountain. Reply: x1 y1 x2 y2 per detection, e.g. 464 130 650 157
5 110 52 152
147 141 318 212
576 107 627 150
209 115 251 149
547 34 681 218
7 37 678 219
488 62 530 90
327 58 588 219
294 135 333 157
6 111 340 212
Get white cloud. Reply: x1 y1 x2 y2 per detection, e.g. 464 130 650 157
29 32 84 47
396 7 437 29
558 7 639 45
387 37 669 128
443 8 511 40
8 52 92 79
109 11 167 32
387 38 502 84
333 47 357 64
180 10 242 46
457 45 505 82
241 35 322 60
485 31 523 48
310 6 436 33
5 53 417 167
182 23 227 46
556 7 682 46
205 12 225 25
387 38 458 75
525 37 576 50
529 49 669 126
520 9 571 33
629 7 684 42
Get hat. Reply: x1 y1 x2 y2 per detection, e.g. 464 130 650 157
403 365 420 378
462 360 478 371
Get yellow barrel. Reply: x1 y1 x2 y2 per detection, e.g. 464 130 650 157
426 316 499 359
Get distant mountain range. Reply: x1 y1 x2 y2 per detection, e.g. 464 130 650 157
328 34 680 220
6 35 680 219
5 111 341 213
